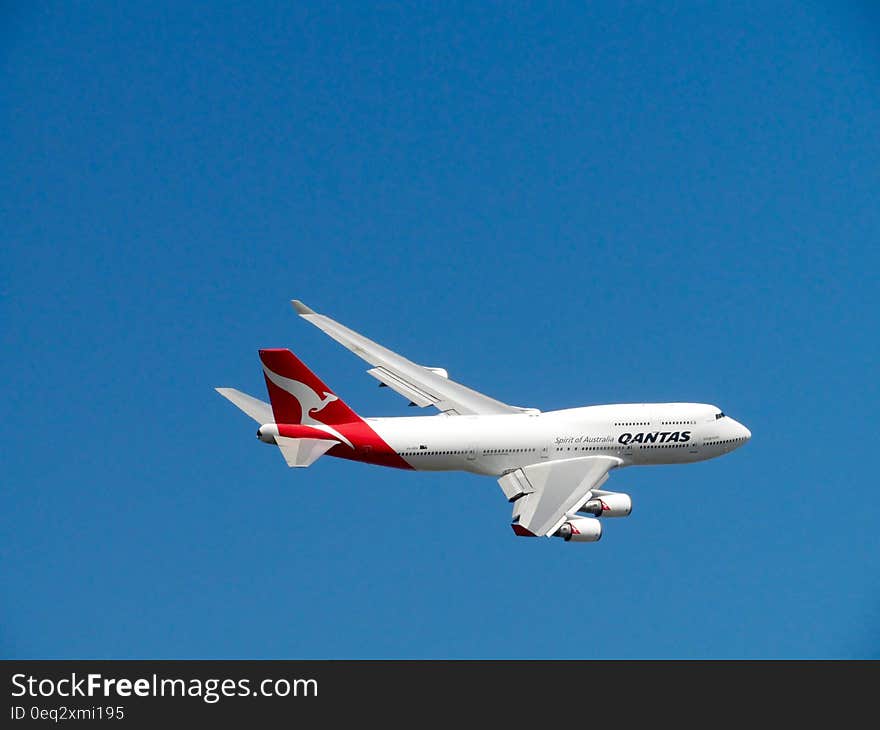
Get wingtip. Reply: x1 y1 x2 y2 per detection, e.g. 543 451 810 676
291 299 315 315
511 524 538 537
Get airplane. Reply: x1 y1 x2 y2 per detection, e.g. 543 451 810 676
216 300 751 543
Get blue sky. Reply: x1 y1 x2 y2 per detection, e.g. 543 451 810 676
3 2 879 658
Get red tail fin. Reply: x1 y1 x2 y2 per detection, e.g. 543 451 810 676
259 349 362 426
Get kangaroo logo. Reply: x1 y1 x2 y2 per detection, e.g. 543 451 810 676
262 365 353 448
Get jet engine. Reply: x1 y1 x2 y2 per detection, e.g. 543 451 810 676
579 492 632 518
555 517 602 542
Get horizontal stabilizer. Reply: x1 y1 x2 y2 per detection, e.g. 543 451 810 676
216 388 273 424
275 436 336 467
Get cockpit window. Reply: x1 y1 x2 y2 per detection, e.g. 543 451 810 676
715 412 725 420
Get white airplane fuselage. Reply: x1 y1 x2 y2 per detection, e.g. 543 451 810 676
363 401 750 476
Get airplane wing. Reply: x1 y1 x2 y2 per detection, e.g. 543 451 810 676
499 456 622 537
291 300 535 416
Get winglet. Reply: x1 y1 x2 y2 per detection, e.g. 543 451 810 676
291 299 315 315
511 524 537 537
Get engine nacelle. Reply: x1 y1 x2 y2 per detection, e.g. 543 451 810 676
580 492 632 518
555 517 602 542
257 423 279 444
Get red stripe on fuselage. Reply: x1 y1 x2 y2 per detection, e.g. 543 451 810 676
326 420 414 470
277 420 413 470
276 423 342 440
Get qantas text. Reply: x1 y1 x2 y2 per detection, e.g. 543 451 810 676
618 431 691 445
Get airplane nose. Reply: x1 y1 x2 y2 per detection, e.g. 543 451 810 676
728 418 750 445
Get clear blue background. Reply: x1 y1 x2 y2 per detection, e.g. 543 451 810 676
3 2 878 658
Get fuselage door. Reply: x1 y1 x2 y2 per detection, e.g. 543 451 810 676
689 425 701 455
